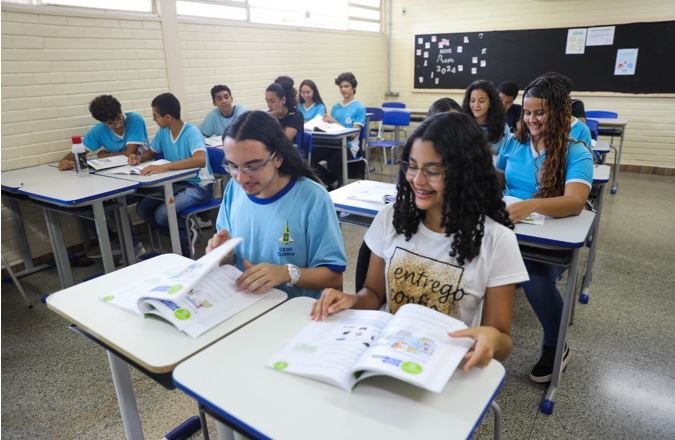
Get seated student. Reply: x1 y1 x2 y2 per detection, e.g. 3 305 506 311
206 111 346 299
495 74 593 383
571 98 586 124
498 80 522 133
199 84 246 137
463 80 511 155
298 79 327 121
312 112 529 371
427 97 463 116
58 95 148 170
266 76 303 142
131 93 214 255
313 72 366 189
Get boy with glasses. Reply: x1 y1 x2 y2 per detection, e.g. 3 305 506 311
206 111 346 299
58 95 148 170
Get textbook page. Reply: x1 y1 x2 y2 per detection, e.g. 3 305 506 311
352 304 473 393
348 186 396 205
108 159 171 175
88 155 129 171
267 309 392 391
144 264 277 338
503 195 546 225
303 115 345 134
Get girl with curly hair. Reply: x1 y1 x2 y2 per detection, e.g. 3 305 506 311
462 79 511 155
495 74 593 383
312 112 529 371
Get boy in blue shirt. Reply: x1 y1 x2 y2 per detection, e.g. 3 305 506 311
58 95 148 170
131 93 214 255
207 111 346 299
199 85 246 138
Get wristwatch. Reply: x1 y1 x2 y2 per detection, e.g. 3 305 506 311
286 264 301 286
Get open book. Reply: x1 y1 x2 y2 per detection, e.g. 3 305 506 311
503 195 546 225
267 304 474 393
303 115 346 134
348 186 396 204
107 159 171 175
87 155 129 171
100 238 279 337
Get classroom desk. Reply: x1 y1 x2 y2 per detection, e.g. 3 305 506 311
98 168 199 254
174 297 506 440
383 106 427 122
309 127 360 187
14 170 138 288
47 254 287 440
329 180 596 414
587 117 628 194
1 164 66 278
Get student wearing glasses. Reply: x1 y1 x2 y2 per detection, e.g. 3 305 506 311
495 74 593 383
207 111 346 299
312 113 529 371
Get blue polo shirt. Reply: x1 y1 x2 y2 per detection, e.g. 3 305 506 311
150 122 213 186
299 103 327 121
495 135 593 200
83 112 148 153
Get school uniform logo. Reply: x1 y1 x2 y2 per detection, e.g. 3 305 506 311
277 222 296 257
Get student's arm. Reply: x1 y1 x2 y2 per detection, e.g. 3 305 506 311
140 150 206 176
310 252 386 320
449 284 516 371
283 126 298 141
58 152 75 170
119 143 140 157
236 261 342 293
507 182 590 222
128 148 156 165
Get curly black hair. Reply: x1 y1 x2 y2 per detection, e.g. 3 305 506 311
462 80 506 144
224 110 318 183
89 95 122 123
392 112 513 265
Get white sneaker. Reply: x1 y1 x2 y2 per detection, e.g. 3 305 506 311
86 244 122 259
196 218 213 229
134 242 146 259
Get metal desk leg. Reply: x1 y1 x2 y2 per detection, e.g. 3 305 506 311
340 136 348 186
540 248 581 415
215 421 235 440
163 182 182 255
611 128 625 195
107 351 144 440
2 195 50 277
117 197 136 266
42 209 74 288
579 183 606 305
491 401 502 440
91 201 115 274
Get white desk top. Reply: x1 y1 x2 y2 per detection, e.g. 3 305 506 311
330 180 395 217
1 164 65 192
593 164 610 184
588 117 628 127
174 297 505 440
17 171 138 206
96 167 199 187
592 139 611 153
47 254 287 373
309 127 360 138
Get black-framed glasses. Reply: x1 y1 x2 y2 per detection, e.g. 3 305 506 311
224 152 277 176
400 160 445 182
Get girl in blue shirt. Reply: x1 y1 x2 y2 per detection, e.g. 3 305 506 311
462 80 510 155
495 75 593 384
298 79 326 121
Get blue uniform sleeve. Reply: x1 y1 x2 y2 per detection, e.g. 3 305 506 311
185 125 206 155
215 180 235 233
199 110 216 137
353 103 366 127
305 186 347 272
495 135 514 173
150 130 162 154
124 113 148 145
565 143 593 188
83 124 103 152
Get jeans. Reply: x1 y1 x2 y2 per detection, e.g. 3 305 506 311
136 184 212 249
521 260 566 347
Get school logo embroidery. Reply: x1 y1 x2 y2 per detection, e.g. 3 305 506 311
278 222 295 245
345 116 353 125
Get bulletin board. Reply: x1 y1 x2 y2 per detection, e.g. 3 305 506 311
413 20 675 93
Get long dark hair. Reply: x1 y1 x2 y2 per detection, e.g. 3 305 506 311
462 80 506 144
393 112 512 265
515 75 571 198
267 75 298 110
224 111 318 182
299 79 324 106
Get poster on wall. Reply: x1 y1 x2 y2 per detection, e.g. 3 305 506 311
614 48 638 75
565 28 587 54
586 26 615 46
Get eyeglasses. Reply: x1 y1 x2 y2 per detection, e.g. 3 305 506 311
400 160 445 182
224 152 277 176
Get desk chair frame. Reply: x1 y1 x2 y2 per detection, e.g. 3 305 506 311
368 110 411 180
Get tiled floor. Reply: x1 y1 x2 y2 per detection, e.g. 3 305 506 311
2 171 674 439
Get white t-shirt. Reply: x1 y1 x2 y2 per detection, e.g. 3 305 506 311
364 204 529 326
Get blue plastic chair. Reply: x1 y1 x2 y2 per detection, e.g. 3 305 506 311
585 119 599 141
368 110 410 180
295 130 313 165
179 146 228 257
382 102 406 108
586 110 622 137
346 125 370 181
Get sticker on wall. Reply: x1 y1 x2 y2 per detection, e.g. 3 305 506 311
425 42 430 49
481 48 487 54
472 57 478 64
457 46 463 53
418 37 423 44
431 36 437 42
424 51 428 58
435 77 440 85
464 36 469 43
416 49 421 56
480 60 486 67
442 38 449 45
418 77 424 83
458 65 463 72
424 60 428 66
438 43 443 49
431 72 434 78
471 67 477 74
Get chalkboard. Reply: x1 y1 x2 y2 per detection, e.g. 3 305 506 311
413 21 675 93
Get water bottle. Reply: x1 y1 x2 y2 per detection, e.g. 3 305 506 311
71 135 89 176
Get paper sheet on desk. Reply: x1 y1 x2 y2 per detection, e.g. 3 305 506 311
503 196 546 225
349 189 396 205
204 136 223 147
